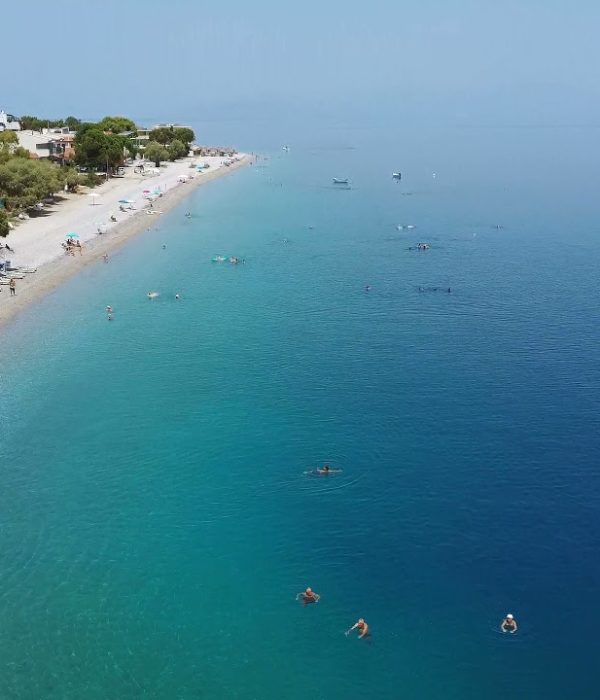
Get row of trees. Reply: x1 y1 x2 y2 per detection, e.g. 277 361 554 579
144 139 189 166
143 126 195 166
149 126 195 147
0 156 82 237
19 115 81 132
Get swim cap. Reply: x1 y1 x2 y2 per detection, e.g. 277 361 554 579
506 614 514 619
306 588 312 593
358 618 364 624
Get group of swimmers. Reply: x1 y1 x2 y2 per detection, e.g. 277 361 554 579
300 464 519 640
296 586 369 640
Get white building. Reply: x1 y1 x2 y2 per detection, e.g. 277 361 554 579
0 110 21 132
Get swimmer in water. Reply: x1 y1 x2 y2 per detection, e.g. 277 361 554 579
107 314 113 321
106 305 113 314
296 587 320 605
162 244 166 249
175 293 180 300
314 464 342 476
500 614 518 634
365 284 371 292
147 292 159 300
346 618 369 639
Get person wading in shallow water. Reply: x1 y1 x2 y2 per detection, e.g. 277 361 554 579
9 278 16 296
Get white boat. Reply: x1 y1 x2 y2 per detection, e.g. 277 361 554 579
392 172 402 179
332 178 349 185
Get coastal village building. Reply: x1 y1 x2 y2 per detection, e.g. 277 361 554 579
17 131 75 161
0 110 21 132
120 127 151 151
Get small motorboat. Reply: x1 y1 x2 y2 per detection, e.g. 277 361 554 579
392 172 402 179
332 178 349 185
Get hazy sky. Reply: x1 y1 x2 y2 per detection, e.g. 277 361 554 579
3 0 599 126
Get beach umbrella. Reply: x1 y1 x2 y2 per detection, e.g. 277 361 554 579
88 192 101 205
66 232 79 238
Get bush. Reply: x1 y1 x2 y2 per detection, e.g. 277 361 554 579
0 210 9 237
85 172 102 188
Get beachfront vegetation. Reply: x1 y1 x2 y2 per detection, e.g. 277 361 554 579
149 126 195 149
0 210 9 238
97 116 137 134
0 132 20 163
20 115 82 132
145 141 170 167
167 139 188 161
0 159 62 211
74 125 127 171
0 131 18 147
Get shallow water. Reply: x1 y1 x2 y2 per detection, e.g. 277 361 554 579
0 124 599 698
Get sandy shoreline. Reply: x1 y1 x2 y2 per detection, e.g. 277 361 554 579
0 155 251 328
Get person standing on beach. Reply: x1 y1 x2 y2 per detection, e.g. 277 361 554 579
9 278 16 296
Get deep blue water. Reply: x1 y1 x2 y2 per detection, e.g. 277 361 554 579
1 123 599 698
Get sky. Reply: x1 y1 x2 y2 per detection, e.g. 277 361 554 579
3 0 599 128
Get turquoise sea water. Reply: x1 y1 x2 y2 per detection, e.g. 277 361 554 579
1 123 600 698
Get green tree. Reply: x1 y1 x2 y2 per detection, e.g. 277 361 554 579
74 128 125 171
0 131 19 161
173 127 194 146
144 141 169 167
98 116 137 134
0 210 9 237
63 167 83 192
149 127 174 145
0 159 62 210
64 116 81 130
124 142 139 160
0 131 18 146
167 139 188 161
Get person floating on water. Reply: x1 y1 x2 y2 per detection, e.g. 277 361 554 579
346 618 369 639
365 284 371 292
147 291 159 300
500 614 518 634
316 464 342 476
106 305 113 314
296 587 320 605
175 293 180 300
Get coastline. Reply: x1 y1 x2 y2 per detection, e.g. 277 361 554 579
0 155 251 328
